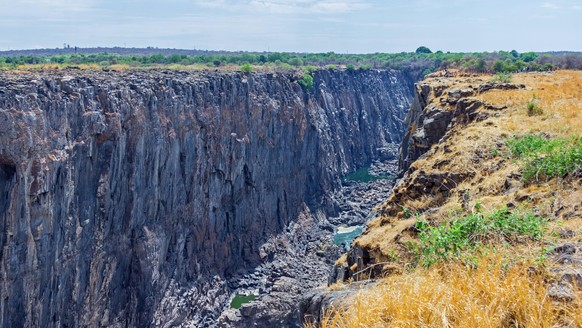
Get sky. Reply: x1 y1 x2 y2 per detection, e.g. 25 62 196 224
0 0 581 53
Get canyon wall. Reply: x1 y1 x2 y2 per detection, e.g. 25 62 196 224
0 69 413 327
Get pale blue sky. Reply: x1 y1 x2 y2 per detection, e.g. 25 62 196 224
1 0 581 52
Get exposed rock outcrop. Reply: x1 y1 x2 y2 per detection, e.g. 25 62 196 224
398 80 526 173
0 68 414 327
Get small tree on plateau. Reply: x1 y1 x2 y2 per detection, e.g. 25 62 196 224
240 63 253 74
415 46 432 54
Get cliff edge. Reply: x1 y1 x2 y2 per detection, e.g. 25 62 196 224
319 70 582 327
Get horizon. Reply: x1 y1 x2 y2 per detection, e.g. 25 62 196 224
1 46 582 57
1 1 581 53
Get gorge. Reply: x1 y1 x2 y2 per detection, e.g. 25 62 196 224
0 68 416 327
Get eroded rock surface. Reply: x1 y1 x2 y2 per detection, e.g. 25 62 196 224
0 69 414 327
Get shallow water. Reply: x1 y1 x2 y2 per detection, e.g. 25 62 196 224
333 225 363 249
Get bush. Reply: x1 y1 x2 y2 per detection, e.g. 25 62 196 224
413 207 546 267
298 73 314 89
493 60 505 73
492 72 512 83
240 63 253 74
506 134 582 182
287 57 303 67
346 64 355 72
304 65 317 73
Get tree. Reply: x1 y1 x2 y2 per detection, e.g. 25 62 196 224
298 74 314 89
493 60 505 73
415 46 432 54
474 58 487 72
520 52 538 63
240 63 253 74
287 57 303 67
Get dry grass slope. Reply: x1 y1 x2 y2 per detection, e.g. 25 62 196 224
315 255 581 328
319 70 582 328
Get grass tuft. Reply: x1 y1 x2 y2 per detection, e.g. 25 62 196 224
526 94 543 116
411 207 546 267
506 134 582 182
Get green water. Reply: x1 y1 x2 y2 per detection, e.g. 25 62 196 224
344 166 394 183
230 294 257 309
333 225 363 249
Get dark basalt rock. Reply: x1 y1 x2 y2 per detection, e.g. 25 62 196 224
0 69 414 327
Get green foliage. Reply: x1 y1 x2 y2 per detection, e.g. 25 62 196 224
358 64 372 70
526 94 543 116
474 58 487 72
505 134 582 182
298 73 314 89
412 207 547 267
287 57 303 67
240 63 253 74
415 46 432 54
520 52 538 62
230 294 257 309
304 65 317 73
493 60 505 73
492 72 512 83
0 49 575 75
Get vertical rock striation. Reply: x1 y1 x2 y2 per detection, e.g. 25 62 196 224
0 69 413 327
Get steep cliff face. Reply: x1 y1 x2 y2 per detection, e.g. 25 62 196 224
0 68 413 327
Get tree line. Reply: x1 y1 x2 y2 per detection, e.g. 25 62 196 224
1 48 581 77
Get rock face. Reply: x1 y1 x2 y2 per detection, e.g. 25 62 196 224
0 68 413 327
398 80 523 173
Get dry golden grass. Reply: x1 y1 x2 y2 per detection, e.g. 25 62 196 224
480 70 582 137
323 70 582 328
313 255 581 328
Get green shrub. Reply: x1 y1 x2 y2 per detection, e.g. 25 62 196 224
287 57 303 67
413 207 546 267
346 64 355 72
240 63 253 74
505 134 582 182
492 72 512 83
298 73 314 89
304 65 317 73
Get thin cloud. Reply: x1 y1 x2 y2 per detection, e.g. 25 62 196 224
540 2 560 9
195 0 368 14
